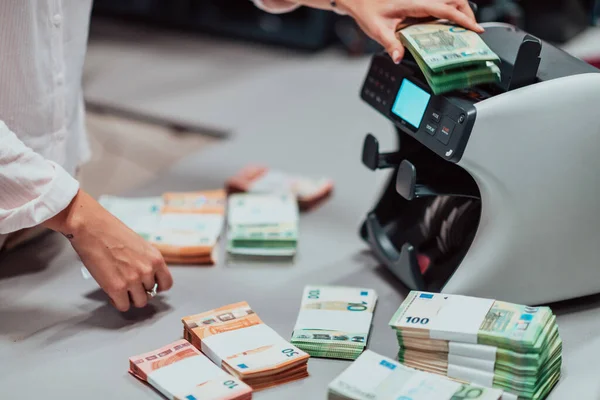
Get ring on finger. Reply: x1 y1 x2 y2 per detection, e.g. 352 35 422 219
145 283 158 298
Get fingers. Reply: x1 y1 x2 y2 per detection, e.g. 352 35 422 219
373 23 406 64
155 261 173 293
108 284 131 312
129 283 149 308
428 4 483 33
455 0 476 23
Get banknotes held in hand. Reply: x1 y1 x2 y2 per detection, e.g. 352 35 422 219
291 285 378 360
389 291 562 400
328 349 504 400
129 339 253 400
182 301 310 390
397 22 501 94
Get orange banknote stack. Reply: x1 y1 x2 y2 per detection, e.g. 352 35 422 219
182 302 310 390
129 339 253 400
151 190 227 265
225 165 333 211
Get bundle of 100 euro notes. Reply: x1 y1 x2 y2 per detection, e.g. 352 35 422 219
182 301 310 390
396 22 501 94
389 291 562 399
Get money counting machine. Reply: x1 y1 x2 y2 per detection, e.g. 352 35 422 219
358 22 600 305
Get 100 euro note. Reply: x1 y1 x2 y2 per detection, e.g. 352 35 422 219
291 286 377 360
398 22 500 73
129 339 252 400
182 301 310 390
328 350 505 400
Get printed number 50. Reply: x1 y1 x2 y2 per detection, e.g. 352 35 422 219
282 348 299 357
405 316 429 325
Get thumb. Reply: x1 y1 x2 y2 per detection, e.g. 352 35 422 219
379 27 405 64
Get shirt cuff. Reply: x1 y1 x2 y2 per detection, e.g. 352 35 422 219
252 0 300 14
0 161 79 234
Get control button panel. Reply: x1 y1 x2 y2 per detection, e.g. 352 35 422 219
424 123 437 135
361 63 400 114
430 111 441 123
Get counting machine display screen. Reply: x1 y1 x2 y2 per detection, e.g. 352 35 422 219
391 79 431 128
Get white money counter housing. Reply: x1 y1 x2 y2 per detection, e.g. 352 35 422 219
358 23 600 305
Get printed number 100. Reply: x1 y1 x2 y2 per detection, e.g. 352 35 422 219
405 316 429 325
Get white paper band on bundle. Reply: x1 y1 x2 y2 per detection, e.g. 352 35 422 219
448 354 495 373
248 170 291 193
200 340 222 367
501 391 519 400
449 342 497 362
429 296 494 343
447 364 494 388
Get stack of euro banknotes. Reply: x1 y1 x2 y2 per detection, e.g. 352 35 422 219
396 22 501 94
95 165 333 266
389 291 562 400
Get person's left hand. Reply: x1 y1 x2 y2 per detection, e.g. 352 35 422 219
337 0 484 63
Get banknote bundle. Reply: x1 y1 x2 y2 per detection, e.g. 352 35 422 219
396 22 501 94
226 193 298 260
389 291 562 399
182 301 310 390
99 190 226 265
328 349 505 400
129 339 253 400
226 165 333 211
291 285 377 360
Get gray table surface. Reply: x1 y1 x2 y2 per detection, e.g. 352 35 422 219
2 53 600 399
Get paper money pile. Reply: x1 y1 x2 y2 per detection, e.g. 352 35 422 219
291 285 377 360
99 190 226 265
182 301 310 390
129 339 253 400
226 193 298 260
389 291 562 399
226 165 333 211
397 22 501 94
328 349 504 400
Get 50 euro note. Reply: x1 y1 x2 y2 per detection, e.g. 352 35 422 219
129 339 252 400
151 190 226 265
328 350 506 400
291 285 378 360
182 301 309 390
226 165 333 211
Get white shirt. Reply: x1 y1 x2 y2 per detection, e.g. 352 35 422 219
0 0 296 236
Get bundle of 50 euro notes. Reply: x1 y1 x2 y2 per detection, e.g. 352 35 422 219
182 301 309 390
389 291 562 399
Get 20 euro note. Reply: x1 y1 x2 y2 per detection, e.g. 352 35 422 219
182 301 310 390
398 22 500 73
328 349 504 400
128 339 253 400
291 286 377 360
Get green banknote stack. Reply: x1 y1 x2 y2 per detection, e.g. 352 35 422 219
291 286 377 360
226 193 298 259
389 291 562 400
328 349 505 400
397 22 501 94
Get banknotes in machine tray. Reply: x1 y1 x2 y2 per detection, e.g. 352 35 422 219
225 165 333 211
389 291 562 400
291 285 377 360
182 301 309 390
129 339 253 400
328 349 507 400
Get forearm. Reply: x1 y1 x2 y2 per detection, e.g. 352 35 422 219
0 121 79 234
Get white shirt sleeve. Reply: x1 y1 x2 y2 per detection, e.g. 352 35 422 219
0 121 79 234
252 0 301 13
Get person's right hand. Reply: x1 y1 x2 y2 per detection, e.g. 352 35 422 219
43 189 173 312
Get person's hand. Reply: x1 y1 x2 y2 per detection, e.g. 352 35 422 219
43 189 173 312
338 0 484 63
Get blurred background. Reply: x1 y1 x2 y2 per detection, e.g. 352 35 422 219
80 0 600 197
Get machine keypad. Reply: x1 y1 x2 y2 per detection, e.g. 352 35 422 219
436 116 455 145
430 111 441 123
